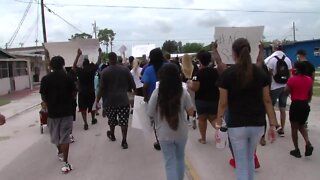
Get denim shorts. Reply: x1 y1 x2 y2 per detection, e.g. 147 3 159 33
271 87 288 108
195 100 218 115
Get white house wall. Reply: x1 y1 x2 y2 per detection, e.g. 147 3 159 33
14 75 30 91
0 78 10 95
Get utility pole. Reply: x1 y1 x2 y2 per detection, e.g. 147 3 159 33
41 0 49 73
41 0 47 43
93 21 97 39
293 22 296 42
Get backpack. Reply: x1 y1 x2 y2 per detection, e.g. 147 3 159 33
273 55 290 84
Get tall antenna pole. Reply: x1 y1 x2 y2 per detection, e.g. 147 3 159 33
41 0 47 43
93 21 97 39
293 22 296 42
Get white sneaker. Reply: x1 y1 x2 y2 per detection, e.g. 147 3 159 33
61 162 72 174
70 134 75 143
58 153 64 162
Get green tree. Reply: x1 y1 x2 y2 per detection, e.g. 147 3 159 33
69 33 92 40
182 43 204 53
98 28 116 53
162 40 179 54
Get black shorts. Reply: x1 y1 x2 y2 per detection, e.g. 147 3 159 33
105 105 130 126
195 100 218 115
78 91 95 112
289 100 310 125
136 87 143 97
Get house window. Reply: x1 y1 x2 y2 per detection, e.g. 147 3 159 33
314 47 320 56
15 61 28 76
0 61 9 78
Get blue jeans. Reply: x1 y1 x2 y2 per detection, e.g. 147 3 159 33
159 138 187 180
228 127 264 180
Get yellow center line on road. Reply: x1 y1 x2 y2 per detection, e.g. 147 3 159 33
185 157 201 180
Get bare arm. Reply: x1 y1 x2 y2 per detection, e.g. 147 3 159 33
187 80 200 92
215 88 228 128
256 42 264 66
211 41 227 75
73 49 82 71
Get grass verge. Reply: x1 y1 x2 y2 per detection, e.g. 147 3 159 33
0 99 10 106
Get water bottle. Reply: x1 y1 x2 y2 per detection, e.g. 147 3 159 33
215 127 228 149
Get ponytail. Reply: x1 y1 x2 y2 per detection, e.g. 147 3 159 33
232 38 253 88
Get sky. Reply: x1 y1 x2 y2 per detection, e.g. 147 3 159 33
1 0 319 55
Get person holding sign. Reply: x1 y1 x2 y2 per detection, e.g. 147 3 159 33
215 38 277 180
187 50 220 144
73 48 102 130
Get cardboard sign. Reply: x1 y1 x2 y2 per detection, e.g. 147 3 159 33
132 44 156 58
44 39 100 67
214 26 264 64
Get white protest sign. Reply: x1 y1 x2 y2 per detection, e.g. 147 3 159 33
132 44 156 58
119 45 127 55
44 39 100 67
214 26 264 64
132 96 153 135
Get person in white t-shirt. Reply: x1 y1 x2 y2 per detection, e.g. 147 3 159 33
130 58 144 96
265 43 292 137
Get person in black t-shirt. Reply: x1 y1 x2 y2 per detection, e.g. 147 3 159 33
215 38 277 180
40 56 76 173
73 48 102 130
187 50 219 144
295 49 315 80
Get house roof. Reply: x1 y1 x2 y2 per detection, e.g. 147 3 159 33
0 49 15 59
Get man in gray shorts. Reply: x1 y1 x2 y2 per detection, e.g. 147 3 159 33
265 43 292 137
40 55 76 173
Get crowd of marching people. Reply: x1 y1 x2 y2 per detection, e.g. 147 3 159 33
39 38 315 180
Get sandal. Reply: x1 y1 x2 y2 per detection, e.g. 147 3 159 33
198 139 206 144
107 131 116 141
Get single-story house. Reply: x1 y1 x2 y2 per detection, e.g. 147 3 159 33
0 50 32 95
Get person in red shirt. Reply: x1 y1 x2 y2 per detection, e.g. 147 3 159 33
285 61 313 158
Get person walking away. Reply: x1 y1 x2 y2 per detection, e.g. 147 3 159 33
96 52 136 149
295 49 315 129
284 61 314 158
265 42 292 137
147 63 194 180
131 59 144 97
94 63 108 116
40 56 76 173
141 48 165 102
65 67 78 143
215 38 277 180
181 54 197 129
187 50 220 144
73 48 102 130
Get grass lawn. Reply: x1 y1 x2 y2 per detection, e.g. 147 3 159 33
313 71 320 97
0 99 10 106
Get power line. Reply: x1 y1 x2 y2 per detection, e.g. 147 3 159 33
14 0 320 14
44 4 84 33
7 0 33 48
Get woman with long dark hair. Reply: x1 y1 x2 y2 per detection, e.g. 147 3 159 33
215 38 277 180
147 63 194 180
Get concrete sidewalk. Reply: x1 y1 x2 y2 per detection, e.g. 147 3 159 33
0 86 41 119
